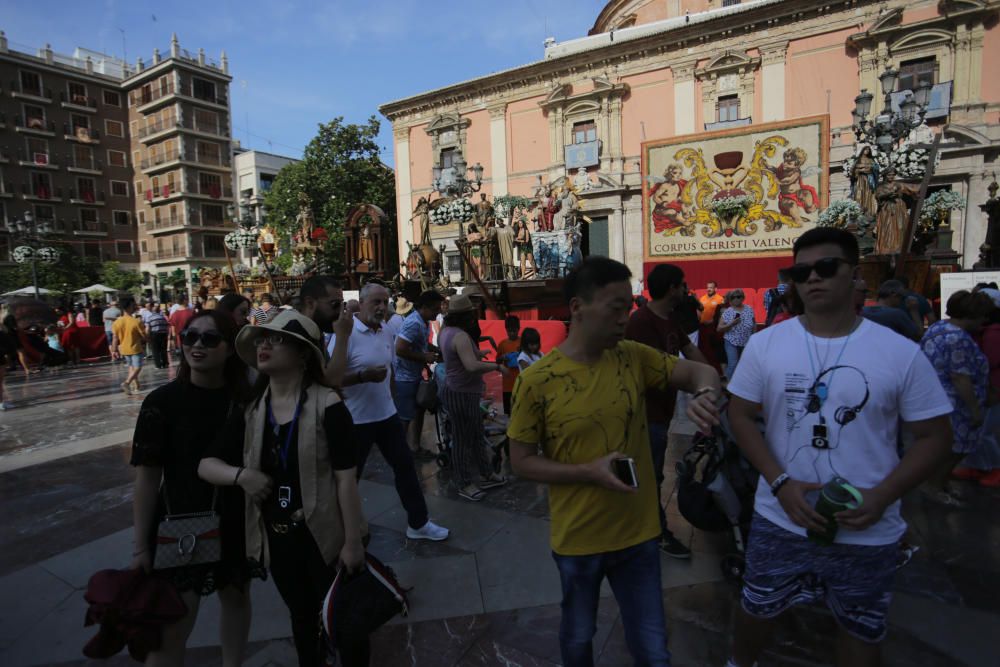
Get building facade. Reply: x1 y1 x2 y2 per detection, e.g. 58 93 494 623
232 147 299 266
0 31 235 294
380 0 1000 288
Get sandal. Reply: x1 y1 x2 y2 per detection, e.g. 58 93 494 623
479 474 508 490
458 484 486 502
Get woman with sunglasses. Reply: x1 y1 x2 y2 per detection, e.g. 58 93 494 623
129 310 259 667
198 310 369 667
717 288 755 375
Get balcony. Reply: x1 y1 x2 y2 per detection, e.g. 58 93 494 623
14 115 56 136
134 82 177 112
59 91 98 113
187 210 232 229
66 156 104 175
21 183 63 202
69 188 106 206
185 180 233 201
178 82 228 108
63 124 101 144
140 148 182 173
145 183 185 205
10 81 53 103
17 149 59 169
137 118 180 143
704 117 752 132
141 149 231 174
73 220 108 236
147 215 188 234
179 117 229 139
148 247 202 261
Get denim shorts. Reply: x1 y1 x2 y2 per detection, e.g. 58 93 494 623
741 513 897 643
125 354 144 368
393 379 420 422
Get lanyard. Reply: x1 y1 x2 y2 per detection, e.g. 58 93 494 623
267 395 303 471
802 319 855 410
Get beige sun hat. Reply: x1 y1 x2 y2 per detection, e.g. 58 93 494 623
447 294 476 314
235 309 325 369
395 296 414 316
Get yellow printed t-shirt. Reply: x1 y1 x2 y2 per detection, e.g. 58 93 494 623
507 340 678 555
112 315 145 356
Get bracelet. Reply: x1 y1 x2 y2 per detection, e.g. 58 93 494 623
234 466 245 486
692 387 716 399
769 472 791 497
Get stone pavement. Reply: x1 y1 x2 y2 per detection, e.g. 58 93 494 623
0 361 996 666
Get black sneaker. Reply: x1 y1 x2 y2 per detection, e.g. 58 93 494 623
660 534 691 559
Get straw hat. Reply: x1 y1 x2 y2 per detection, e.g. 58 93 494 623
395 296 414 316
235 309 325 369
447 294 476 314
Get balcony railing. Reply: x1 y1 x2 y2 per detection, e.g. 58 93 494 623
187 210 232 227
182 117 229 138
141 149 231 170
17 149 58 167
140 149 181 169
185 180 233 199
69 188 106 204
67 156 104 172
137 118 178 139
10 81 53 101
75 221 108 235
704 117 752 131
148 215 186 230
15 116 56 133
59 91 98 110
63 124 101 142
134 82 176 108
21 183 62 200
149 247 200 260
178 83 228 106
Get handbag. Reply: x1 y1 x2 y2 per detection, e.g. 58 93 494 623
153 486 221 571
321 552 409 656
415 366 439 412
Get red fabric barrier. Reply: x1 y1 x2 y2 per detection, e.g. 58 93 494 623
477 320 567 356
644 255 791 292
77 326 109 360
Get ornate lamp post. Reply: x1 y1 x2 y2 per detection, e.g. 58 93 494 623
225 197 282 298
6 211 59 298
852 67 934 153
431 150 484 198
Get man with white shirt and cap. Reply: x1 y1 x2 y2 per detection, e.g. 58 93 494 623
328 282 449 542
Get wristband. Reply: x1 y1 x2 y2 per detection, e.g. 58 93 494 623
769 472 791 496
234 466 245 486
692 387 716 399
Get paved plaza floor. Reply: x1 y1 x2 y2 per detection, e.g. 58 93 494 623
0 361 997 666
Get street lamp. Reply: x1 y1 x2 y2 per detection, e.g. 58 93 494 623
430 149 484 198
5 210 59 298
852 65 934 156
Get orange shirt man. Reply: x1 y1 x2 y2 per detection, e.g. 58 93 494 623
699 281 725 324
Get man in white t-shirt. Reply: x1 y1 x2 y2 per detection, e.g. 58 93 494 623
725 228 953 667
329 283 449 543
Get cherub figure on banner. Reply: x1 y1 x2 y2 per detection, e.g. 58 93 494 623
766 147 820 227
648 163 695 236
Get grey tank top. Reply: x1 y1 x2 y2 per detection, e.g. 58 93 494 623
440 327 484 394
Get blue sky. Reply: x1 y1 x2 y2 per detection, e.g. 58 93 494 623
1 0 607 165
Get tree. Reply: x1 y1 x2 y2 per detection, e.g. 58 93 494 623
99 261 145 293
264 116 396 273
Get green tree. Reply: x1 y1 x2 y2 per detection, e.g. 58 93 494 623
264 116 396 273
99 261 145 293
0 248 100 296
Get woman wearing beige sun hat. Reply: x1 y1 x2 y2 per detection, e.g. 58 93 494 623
198 308 372 666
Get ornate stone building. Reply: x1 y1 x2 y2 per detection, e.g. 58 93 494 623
380 0 1000 287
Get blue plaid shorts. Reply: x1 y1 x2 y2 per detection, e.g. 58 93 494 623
741 513 897 643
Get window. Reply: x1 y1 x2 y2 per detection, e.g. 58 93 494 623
105 119 124 137
140 240 148 253
116 241 134 256
203 204 225 224
19 71 42 96
192 78 216 102
111 180 129 197
203 234 227 257
73 145 92 169
199 172 222 197
30 172 52 199
113 210 130 225
23 104 45 129
103 90 121 107
83 242 101 260
33 204 55 222
196 141 221 165
71 113 90 133
107 150 126 167
718 95 740 122
572 121 597 144
0 233 9 261
260 174 275 192
446 253 462 273
26 137 49 163
80 208 98 224
68 82 87 105
193 108 219 133
722 0 742 6
898 57 936 92
77 177 97 202
440 148 457 169
138 211 145 226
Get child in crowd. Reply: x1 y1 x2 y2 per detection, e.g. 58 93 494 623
45 325 63 352
517 327 542 371
496 316 521 415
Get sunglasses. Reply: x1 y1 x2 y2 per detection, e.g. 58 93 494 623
253 333 286 347
787 257 853 284
180 330 224 348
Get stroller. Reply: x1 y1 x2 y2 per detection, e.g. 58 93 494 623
675 404 760 583
431 363 508 473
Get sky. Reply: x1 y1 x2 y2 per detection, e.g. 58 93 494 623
0 0 608 166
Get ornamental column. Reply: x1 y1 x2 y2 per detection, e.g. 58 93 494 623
488 103 508 196
760 42 788 122
672 60 697 136
393 124 413 263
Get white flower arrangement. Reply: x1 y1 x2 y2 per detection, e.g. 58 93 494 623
920 190 965 223
889 144 941 181
710 194 754 219
450 198 475 222
11 246 34 263
224 228 259 251
817 200 864 228
429 203 452 225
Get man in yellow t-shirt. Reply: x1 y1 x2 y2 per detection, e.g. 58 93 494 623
111 297 146 395
508 257 721 666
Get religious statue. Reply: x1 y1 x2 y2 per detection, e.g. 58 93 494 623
650 164 690 234
874 169 918 255
849 145 879 219
553 186 580 231
294 193 315 246
768 148 818 227
573 167 592 192
495 218 516 281
475 193 495 228
483 222 500 280
411 196 431 246
540 186 558 232
465 222 484 275
513 217 536 278
357 217 375 265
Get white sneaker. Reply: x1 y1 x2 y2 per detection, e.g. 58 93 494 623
406 520 450 542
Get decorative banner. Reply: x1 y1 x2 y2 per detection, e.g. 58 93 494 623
643 115 829 261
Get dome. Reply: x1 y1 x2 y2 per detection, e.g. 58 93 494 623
590 0 715 35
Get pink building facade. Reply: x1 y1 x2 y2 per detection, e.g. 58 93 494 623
380 0 1000 289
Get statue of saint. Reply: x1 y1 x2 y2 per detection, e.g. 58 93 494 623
495 219 516 280
475 193 495 228
357 218 375 265
411 196 431 246
849 145 879 219
540 186 558 232
514 218 536 278
295 193 315 245
553 186 580 231
573 167 592 192
874 169 917 255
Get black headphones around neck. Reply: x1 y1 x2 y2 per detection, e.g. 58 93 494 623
805 365 870 426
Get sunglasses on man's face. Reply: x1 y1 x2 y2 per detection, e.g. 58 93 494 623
180 330 224 348
787 257 853 284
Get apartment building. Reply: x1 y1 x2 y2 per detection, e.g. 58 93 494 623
232 147 298 266
0 31 235 292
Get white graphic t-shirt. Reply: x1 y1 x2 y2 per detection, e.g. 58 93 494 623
727 317 951 545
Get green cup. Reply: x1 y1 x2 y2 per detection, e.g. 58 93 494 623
807 477 863 546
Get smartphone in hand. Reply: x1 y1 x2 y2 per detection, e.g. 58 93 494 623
612 457 639 488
